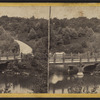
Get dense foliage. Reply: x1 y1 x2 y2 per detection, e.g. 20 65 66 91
0 16 48 93
0 26 19 55
50 17 100 54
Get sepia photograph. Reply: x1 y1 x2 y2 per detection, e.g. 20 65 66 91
1 3 100 97
49 6 100 94
0 6 48 93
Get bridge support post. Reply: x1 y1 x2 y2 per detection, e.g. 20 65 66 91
63 53 65 63
71 53 73 63
6 52 8 61
79 53 82 63
18 52 23 62
63 53 66 68
54 53 56 64
14 53 16 60
95 53 97 62
79 63 83 72
87 51 90 62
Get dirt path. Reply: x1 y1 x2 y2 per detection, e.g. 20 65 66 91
14 40 33 55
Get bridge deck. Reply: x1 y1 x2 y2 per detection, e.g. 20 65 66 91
49 58 100 66
0 55 21 62
49 52 100 65
49 58 100 63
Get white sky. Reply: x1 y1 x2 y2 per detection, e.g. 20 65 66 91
51 6 100 19
0 6 49 19
0 6 100 19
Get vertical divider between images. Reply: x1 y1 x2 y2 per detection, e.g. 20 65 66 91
47 6 51 93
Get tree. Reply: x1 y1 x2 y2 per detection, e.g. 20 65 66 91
28 28 37 40
69 28 78 39
63 32 70 45
0 26 5 35
81 41 88 48
51 17 61 30
30 16 35 20
69 43 84 53
86 27 95 37
62 28 70 45
95 25 100 33
56 34 63 45
78 27 86 37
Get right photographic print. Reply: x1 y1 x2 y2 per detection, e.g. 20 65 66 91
49 6 100 94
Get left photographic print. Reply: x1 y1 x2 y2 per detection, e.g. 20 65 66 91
0 6 48 93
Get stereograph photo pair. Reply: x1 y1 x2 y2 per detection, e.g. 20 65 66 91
0 3 100 98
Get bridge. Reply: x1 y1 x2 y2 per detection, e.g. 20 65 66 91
49 52 100 68
0 53 22 63
0 40 33 64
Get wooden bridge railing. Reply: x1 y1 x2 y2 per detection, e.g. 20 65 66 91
49 52 100 63
0 52 22 61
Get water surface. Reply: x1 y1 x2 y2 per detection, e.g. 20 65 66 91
49 65 100 94
0 73 34 93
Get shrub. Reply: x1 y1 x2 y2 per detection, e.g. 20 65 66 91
69 43 84 53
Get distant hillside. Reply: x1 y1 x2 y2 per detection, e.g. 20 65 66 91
50 17 100 54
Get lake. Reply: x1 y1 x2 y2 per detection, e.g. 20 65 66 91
0 73 34 93
49 66 100 94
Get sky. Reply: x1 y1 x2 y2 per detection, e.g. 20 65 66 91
0 6 49 19
51 6 100 19
0 6 100 19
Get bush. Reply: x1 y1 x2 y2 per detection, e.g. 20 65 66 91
78 27 86 37
69 43 84 53
81 41 88 48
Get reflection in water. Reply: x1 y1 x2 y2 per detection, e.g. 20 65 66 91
49 72 100 93
49 74 63 84
0 73 34 93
